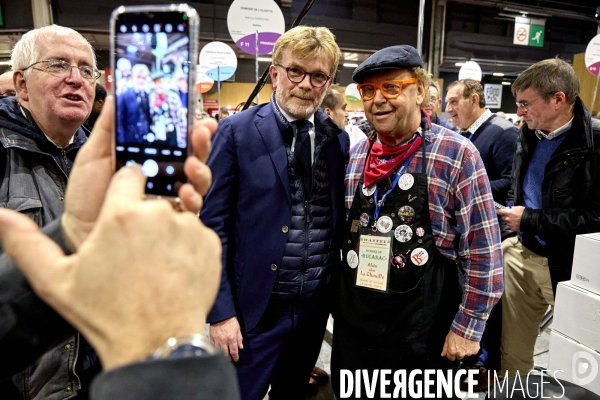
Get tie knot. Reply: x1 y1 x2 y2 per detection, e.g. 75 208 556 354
292 119 311 134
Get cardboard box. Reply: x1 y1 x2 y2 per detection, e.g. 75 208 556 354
548 330 600 396
571 233 600 295
554 281 600 353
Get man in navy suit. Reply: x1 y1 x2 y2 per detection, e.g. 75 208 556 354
201 26 349 400
116 63 151 144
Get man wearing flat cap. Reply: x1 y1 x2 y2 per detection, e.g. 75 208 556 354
331 45 503 397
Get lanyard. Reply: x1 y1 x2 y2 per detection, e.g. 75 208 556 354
373 155 414 220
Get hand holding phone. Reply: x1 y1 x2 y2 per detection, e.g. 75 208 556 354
110 5 199 198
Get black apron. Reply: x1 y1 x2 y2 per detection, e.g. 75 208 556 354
332 139 462 399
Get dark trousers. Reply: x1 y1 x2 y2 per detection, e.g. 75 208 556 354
235 292 330 400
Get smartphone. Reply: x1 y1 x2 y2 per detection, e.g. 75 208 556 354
110 5 199 198
494 201 507 210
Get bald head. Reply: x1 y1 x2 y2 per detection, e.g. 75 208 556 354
0 71 15 96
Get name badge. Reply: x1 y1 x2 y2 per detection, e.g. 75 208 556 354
356 235 391 292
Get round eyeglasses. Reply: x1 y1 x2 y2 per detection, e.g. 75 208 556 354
357 78 419 101
22 59 101 81
275 64 331 88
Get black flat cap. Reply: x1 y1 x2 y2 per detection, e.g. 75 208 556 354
352 45 423 83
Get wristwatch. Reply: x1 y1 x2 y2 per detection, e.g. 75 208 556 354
150 334 218 360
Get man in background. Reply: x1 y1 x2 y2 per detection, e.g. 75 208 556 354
84 84 107 133
425 80 456 131
0 71 15 96
116 63 150 144
321 84 348 129
445 78 518 389
498 58 600 377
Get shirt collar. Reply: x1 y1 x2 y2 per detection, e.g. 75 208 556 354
534 117 573 140
463 109 492 135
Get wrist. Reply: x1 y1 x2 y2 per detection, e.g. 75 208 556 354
149 334 218 359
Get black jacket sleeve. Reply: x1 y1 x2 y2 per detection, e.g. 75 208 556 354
90 355 241 400
0 218 75 378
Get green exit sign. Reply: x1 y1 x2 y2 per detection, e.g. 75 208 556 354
0 3 4 27
529 25 544 47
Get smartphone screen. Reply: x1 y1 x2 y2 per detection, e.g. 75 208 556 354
111 6 198 197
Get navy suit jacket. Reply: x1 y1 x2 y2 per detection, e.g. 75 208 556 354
116 88 150 144
202 102 349 332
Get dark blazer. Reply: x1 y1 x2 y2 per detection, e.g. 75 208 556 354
202 102 349 332
508 97 600 293
116 88 150 144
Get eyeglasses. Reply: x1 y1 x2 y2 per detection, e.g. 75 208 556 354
357 78 419 101
274 64 331 88
22 59 101 81
515 97 542 112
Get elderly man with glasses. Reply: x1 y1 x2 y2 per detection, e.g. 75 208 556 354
331 45 503 398
497 58 600 378
201 26 349 400
0 25 101 399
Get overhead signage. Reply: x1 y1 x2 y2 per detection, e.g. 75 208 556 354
198 41 238 82
585 34 600 77
484 84 503 109
458 61 482 82
514 17 545 47
345 83 360 103
227 0 285 56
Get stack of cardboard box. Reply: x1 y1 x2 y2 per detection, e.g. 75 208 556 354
549 232 600 395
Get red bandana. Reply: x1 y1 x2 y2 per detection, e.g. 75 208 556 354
364 135 422 188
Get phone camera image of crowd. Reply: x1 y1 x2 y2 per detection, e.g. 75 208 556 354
115 29 189 149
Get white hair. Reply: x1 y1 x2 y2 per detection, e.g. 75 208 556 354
11 25 97 77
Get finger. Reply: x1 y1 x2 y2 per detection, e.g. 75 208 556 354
228 342 239 362
0 209 68 299
191 118 217 163
184 156 212 197
101 165 147 211
74 95 115 166
237 331 244 350
177 183 203 214
496 209 507 216
441 341 448 357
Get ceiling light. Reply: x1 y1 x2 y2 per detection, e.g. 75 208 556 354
493 72 505 77
0 61 12 66
455 62 465 67
257 57 272 62
343 63 359 68
502 81 512 85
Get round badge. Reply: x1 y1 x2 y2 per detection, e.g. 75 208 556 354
347 250 359 269
398 173 415 190
362 184 376 197
359 213 370 227
398 206 415 224
394 224 413 243
415 227 425 237
391 254 407 269
410 248 429 266
376 216 393 233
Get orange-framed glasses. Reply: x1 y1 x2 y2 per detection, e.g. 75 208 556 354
357 78 419 101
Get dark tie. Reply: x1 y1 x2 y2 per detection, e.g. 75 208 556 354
292 120 312 195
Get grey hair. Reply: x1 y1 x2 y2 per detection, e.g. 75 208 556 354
11 25 97 78
428 80 441 97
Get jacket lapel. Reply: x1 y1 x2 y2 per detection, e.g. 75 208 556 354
255 104 291 203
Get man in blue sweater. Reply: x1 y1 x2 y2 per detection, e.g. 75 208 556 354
497 58 600 377
445 79 518 389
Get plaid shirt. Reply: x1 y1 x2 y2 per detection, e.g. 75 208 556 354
345 117 503 341
149 89 187 148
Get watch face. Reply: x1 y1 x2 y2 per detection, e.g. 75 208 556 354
169 343 210 359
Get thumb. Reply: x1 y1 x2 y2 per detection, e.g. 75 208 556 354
0 209 69 297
